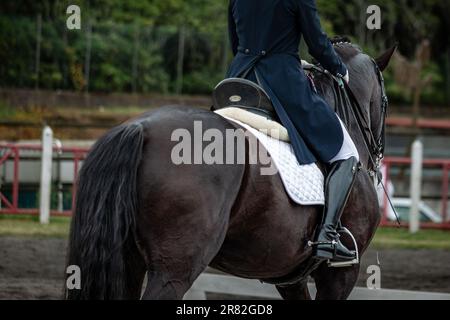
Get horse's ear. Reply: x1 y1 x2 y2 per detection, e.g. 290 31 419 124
375 44 398 72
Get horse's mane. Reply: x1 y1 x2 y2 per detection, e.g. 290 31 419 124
329 36 362 62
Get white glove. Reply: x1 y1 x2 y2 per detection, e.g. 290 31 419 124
301 60 314 68
343 69 350 84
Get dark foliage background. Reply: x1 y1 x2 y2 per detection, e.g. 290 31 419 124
0 0 449 105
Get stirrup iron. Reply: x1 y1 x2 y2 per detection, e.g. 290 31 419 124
327 227 359 268
308 227 359 267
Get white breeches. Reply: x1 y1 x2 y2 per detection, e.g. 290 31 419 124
328 117 360 163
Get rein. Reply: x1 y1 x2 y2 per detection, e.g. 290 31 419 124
304 61 387 176
342 60 387 174
305 58 400 224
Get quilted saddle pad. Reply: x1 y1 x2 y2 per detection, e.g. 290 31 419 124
218 114 325 205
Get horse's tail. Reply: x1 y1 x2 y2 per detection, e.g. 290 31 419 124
66 122 144 300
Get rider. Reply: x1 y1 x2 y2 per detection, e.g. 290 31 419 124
227 0 359 262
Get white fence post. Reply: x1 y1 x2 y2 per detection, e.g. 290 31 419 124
40 126 53 224
410 139 423 233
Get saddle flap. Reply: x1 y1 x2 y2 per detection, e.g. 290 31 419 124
212 78 275 118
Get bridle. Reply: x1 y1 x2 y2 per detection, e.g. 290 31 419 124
305 53 399 223
342 58 388 177
373 59 389 170
305 57 388 178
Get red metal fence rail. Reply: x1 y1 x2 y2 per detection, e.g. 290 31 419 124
1 144 450 230
386 117 450 130
0 143 88 217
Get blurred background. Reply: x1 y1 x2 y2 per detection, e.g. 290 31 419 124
0 0 449 299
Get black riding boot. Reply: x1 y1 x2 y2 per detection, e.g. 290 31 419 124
314 156 359 261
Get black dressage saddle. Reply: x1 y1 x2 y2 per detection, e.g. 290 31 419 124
212 78 278 120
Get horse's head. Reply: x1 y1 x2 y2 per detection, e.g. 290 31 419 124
314 38 396 171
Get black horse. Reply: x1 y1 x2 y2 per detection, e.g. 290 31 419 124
66 42 396 300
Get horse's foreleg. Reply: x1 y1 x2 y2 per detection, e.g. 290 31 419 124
313 264 360 300
312 170 378 300
276 281 312 300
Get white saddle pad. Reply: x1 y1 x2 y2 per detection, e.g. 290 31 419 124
220 115 325 205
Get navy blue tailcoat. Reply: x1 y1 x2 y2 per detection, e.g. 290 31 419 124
227 0 347 164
